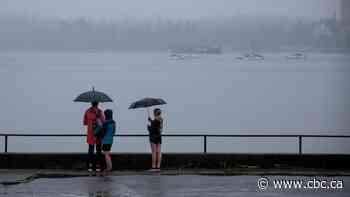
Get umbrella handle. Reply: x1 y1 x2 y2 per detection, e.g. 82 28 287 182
147 107 151 118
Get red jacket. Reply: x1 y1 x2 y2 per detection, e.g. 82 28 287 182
83 107 105 145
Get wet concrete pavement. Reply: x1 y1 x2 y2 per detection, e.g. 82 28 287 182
1 175 349 197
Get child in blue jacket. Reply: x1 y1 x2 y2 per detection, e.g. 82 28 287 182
102 109 116 172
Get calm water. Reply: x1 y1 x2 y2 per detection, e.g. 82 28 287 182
0 52 349 153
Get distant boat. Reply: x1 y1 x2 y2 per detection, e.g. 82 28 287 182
169 53 186 60
171 46 222 55
199 46 222 54
236 52 264 61
286 53 307 60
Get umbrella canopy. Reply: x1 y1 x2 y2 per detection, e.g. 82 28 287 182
74 87 113 103
129 97 166 109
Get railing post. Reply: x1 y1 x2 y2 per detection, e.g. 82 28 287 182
204 135 207 154
5 135 8 153
298 136 302 155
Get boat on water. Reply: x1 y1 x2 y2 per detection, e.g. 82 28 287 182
170 46 222 55
169 53 186 60
286 53 307 60
236 52 264 61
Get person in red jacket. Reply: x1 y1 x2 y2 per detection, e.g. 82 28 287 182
83 101 105 173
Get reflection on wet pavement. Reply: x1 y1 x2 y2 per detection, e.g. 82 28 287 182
1 175 349 197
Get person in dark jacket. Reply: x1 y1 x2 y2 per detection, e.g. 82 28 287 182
147 108 163 171
101 109 116 173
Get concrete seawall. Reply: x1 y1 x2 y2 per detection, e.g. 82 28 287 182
1 153 350 170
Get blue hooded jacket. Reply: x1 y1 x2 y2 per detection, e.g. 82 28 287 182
102 109 116 145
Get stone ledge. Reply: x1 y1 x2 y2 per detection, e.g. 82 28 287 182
1 153 349 170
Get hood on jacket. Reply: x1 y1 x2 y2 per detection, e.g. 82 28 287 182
104 109 113 121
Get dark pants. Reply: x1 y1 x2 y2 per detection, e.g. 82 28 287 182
88 143 102 169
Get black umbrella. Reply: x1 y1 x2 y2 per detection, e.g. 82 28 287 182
129 97 166 109
74 87 113 103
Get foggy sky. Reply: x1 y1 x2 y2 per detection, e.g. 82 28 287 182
1 0 337 20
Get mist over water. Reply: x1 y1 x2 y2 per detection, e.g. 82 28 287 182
0 0 336 20
0 0 349 153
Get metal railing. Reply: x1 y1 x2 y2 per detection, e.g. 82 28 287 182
1 133 350 155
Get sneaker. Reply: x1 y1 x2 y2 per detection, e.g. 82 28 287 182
148 168 157 172
88 164 93 172
96 164 102 172
102 168 112 176
105 167 112 172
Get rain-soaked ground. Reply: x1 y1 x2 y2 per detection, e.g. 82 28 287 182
0 175 349 197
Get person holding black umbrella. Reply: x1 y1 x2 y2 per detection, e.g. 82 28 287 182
129 97 166 171
148 108 164 171
83 101 105 173
74 87 113 174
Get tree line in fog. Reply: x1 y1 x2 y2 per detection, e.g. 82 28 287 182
0 15 349 51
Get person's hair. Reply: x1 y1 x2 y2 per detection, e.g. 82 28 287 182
104 109 113 120
91 102 99 107
154 108 161 116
